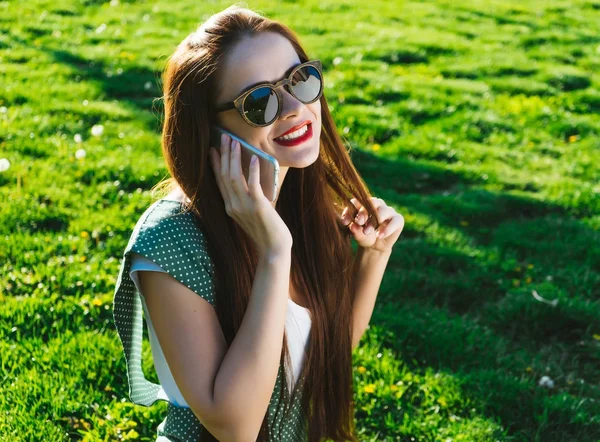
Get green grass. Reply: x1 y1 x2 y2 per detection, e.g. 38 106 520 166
1 0 599 440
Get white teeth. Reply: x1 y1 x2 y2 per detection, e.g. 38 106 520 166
276 124 308 141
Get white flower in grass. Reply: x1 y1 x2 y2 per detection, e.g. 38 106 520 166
91 124 104 137
0 158 10 172
144 81 152 90
74 134 83 143
538 376 554 388
96 24 107 34
0 106 7 114
75 149 86 160
532 290 558 307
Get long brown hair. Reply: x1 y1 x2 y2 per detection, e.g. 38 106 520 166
152 5 379 441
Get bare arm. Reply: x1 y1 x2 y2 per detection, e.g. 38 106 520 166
139 247 292 442
351 247 392 350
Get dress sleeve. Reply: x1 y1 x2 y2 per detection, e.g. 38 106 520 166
129 212 217 309
129 252 167 296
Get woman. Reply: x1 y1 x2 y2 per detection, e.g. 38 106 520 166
112 4 404 442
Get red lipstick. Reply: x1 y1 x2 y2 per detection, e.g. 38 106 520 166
274 120 311 139
273 123 313 147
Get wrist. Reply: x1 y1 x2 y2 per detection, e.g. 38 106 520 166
259 246 292 265
357 245 393 258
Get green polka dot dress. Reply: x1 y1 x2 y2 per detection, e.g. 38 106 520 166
112 198 308 441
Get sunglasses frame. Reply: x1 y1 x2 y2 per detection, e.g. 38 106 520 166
215 59 324 127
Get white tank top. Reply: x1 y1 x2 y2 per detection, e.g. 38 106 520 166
130 252 312 407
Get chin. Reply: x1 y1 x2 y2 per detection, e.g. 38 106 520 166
276 139 320 168
274 123 322 168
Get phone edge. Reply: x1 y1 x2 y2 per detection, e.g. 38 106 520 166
214 126 280 202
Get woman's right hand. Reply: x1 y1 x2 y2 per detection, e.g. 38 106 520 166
209 133 293 258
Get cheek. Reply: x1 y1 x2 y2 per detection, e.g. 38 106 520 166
253 128 272 146
310 102 321 120
236 125 265 140
309 103 322 133
259 128 272 141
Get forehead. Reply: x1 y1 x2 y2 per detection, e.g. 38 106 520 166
216 32 301 102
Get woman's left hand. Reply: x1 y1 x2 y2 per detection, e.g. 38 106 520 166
340 197 404 254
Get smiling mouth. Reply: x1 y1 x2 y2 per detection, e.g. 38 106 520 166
273 123 313 147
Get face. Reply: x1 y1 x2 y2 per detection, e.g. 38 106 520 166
214 32 322 170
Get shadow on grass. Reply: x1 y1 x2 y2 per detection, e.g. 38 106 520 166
349 147 600 383
9 34 164 134
6 31 599 441
369 302 600 441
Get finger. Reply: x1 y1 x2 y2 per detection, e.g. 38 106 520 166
363 206 396 235
363 213 385 235
350 197 363 210
342 198 361 224
222 136 243 211
349 197 386 225
219 134 231 184
229 139 249 195
341 206 352 226
247 154 262 198
220 134 229 176
371 205 395 227
354 205 370 226
209 143 230 204
362 207 388 235
376 214 405 239
218 134 234 207
363 207 389 234
349 219 370 238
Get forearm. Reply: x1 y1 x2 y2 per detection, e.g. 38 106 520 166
212 249 292 440
351 246 392 349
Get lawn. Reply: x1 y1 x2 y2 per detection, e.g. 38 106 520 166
1 0 599 440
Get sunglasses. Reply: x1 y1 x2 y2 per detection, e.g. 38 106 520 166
215 60 324 127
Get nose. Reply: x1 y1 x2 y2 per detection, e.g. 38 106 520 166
278 87 303 120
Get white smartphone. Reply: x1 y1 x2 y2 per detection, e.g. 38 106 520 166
211 126 280 203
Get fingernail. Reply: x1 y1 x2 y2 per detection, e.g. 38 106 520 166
364 226 373 234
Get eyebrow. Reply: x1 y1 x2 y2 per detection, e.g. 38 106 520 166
233 61 302 96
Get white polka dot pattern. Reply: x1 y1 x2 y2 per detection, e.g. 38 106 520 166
112 199 308 441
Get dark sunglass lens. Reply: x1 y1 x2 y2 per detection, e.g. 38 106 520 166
290 66 322 103
244 87 279 125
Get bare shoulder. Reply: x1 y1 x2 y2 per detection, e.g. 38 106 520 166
137 269 227 425
166 187 192 205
